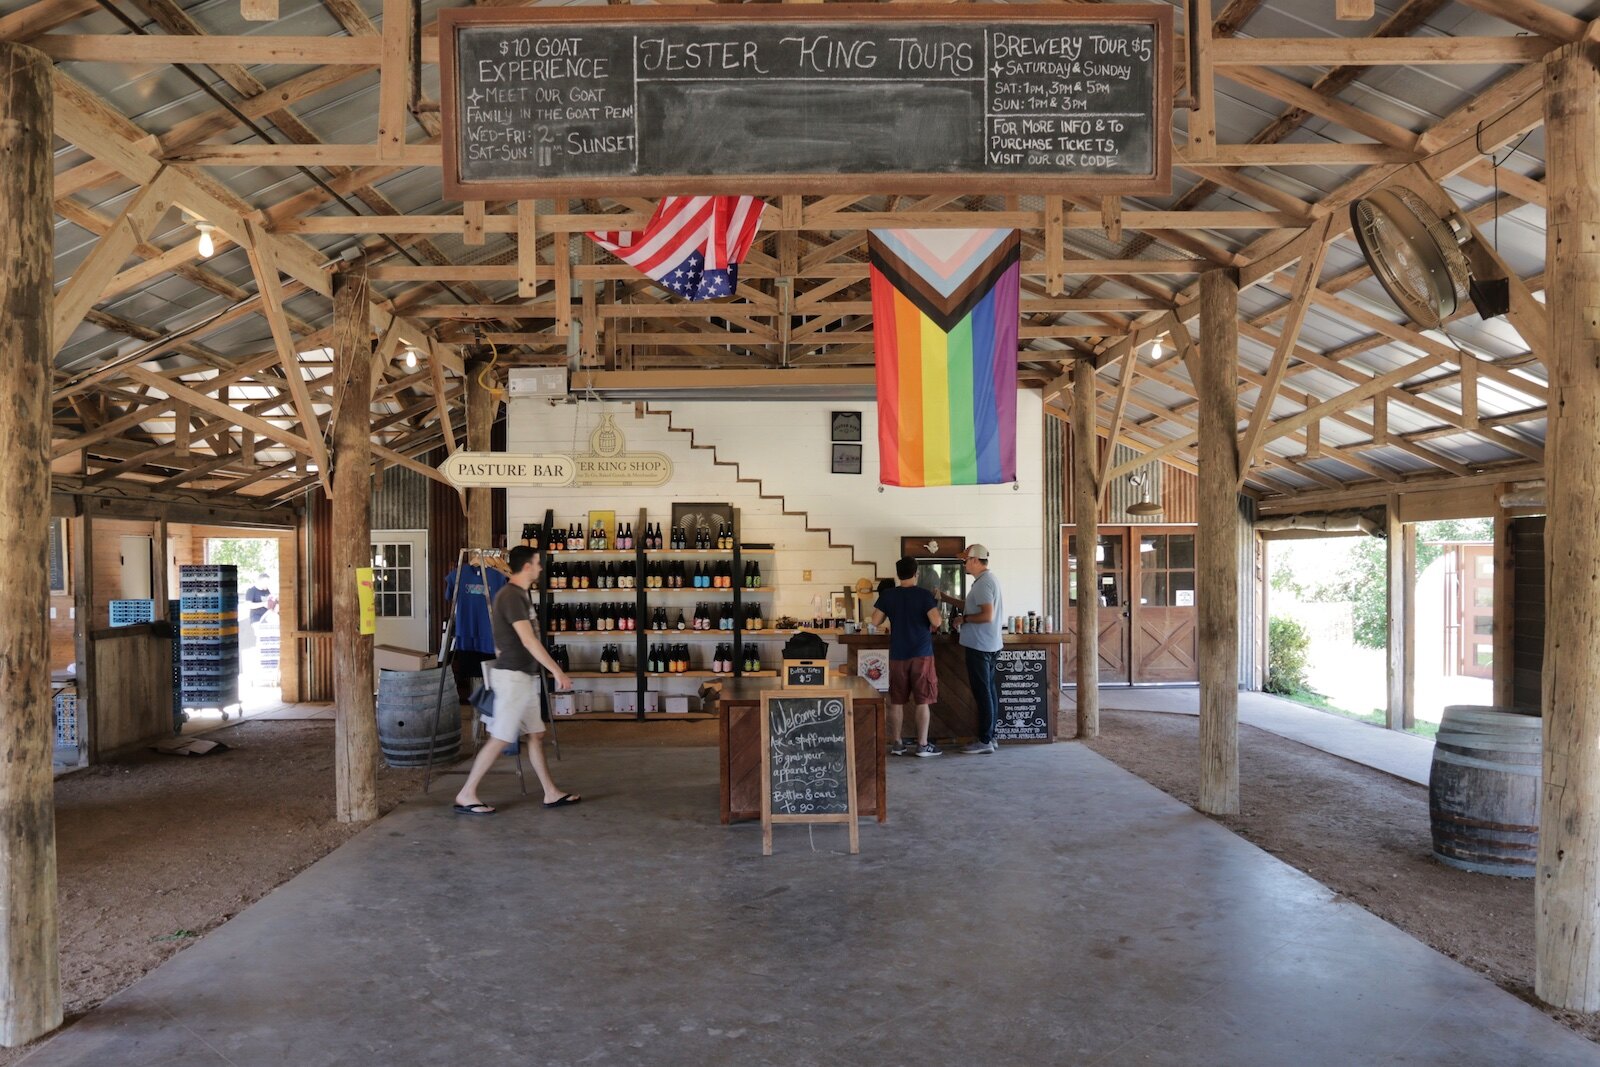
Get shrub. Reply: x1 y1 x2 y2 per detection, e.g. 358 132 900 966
1266 616 1311 695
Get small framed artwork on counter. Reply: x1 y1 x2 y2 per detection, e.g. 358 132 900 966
831 443 862 475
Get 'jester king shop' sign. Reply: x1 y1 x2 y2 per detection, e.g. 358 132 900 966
437 415 672 489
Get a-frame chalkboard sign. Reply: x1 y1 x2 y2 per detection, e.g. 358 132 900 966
760 689 859 855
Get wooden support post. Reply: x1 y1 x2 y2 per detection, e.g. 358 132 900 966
462 200 486 246
376 0 411 160
1197 268 1239 815
465 358 496 550
1384 496 1411 731
1100 196 1122 244
552 198 571 334
1071 362 1100 739
1045 195 1065 295
330 267 377 825
1538 41 1600 1013
1492 486 1516 709
517 199 539 299
172 402 191 457
152 518 168 620
0 39 61 1047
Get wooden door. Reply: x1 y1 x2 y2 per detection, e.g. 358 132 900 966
1065 529 1130 685
1458 544 1495 680
1131 529 1200 684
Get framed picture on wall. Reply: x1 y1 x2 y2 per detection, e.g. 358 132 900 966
830 411 862 442
671 502 733 546
831 443 863 475
48 518 68 595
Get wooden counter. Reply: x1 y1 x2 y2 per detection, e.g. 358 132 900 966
837 633 1068 744
710 676 886 825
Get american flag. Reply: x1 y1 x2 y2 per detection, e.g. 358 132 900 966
587 196 766 302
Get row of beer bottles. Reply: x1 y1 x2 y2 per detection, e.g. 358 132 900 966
532 521 736 553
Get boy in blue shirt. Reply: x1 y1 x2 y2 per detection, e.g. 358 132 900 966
872 557 944 756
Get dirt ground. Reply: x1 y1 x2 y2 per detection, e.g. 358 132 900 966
1081 707 1600 1045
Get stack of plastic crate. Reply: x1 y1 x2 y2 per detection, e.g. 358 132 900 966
169 598 186 729
178 565 239 709
52 688 79 753
109 599 155 626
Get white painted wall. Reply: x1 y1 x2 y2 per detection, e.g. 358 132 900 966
505 395 1047 623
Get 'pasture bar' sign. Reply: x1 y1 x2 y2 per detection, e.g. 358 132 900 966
441 5 1172 198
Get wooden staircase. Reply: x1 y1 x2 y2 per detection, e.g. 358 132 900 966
641 404 879 579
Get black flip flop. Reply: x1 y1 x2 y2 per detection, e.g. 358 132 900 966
542 794 581 809
453 803 496 816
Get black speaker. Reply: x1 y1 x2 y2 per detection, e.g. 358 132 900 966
1469 275 1511 320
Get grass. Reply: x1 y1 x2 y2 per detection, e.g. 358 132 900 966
1279 688 1439 740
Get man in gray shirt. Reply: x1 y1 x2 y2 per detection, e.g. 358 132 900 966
950 544 1004 754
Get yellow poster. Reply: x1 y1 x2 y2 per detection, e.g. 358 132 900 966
356 567 376 635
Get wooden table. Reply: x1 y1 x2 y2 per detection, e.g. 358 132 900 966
711 676 887 825
837 633 1068 743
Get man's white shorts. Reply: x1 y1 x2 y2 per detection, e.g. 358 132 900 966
485 667 544 742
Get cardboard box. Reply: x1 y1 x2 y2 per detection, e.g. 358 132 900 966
374 645 435 672
663 694 693 714
549 691 593 717
612 690 660 715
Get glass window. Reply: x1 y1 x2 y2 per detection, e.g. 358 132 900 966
1473 587 1493 608
1168 535 1195 570
1140 535 1166 569
1476 556 1493 579
1474 647 1493 668
1141 573 1166 606
1474 617 1494 636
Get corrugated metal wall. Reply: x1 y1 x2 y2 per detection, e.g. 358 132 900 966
370 464 430 530
1063 439 1199 525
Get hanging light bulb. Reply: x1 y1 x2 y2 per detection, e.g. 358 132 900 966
1152 336 1164 361
196 223 215 259
404 347 418 369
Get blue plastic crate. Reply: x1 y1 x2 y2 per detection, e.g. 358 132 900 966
53 689 79 747
109 600 155 626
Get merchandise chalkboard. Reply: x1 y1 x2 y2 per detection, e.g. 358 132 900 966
994 647 1050 742
441 5 1172 198
760 690 859 854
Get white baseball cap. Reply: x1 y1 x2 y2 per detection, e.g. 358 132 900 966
966 544 990 561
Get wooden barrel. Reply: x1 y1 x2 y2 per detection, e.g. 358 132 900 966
1428 705 1541 877
376 667 461 768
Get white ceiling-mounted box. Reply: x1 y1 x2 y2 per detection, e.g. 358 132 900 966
507 367 568 400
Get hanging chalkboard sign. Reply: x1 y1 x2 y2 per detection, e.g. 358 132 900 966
783 659 829 688
441 5 1172 199
994 647 1050 742
760 690 859 855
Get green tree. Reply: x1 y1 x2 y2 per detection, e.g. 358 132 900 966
1266 616 1311 695
204 538 279 592
1303 518 1491 649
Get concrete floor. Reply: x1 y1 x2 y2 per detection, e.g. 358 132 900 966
22 743 1598 1067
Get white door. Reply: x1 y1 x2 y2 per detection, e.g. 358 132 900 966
369 531 429 652
120 535 153 600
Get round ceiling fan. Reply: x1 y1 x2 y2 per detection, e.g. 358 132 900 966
1349 187 1475 331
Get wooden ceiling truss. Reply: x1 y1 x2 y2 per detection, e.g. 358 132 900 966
19 0 1580 509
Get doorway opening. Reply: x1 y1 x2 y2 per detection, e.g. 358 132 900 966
201 536 283 720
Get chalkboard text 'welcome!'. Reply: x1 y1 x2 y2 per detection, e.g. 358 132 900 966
443 9 1171 196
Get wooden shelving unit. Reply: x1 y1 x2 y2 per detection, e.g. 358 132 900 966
532 505 789 720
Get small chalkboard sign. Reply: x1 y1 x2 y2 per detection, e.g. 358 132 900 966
760 689 858 855
783 659 829 688
994 648 1050 741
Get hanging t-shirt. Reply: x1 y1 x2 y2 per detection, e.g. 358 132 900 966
444 565 509 655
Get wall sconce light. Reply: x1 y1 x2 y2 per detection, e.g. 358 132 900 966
1126 472 1163 517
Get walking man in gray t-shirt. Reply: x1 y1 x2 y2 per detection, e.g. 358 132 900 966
453 545 579 815
948 544 1004 754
